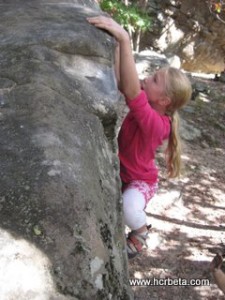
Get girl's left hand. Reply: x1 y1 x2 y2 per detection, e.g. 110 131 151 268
87 16 129 43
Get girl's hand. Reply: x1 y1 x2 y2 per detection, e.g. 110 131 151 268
210 253 224 271
87 16 140 100
87 16 129 43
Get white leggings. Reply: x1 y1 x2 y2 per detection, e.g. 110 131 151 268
122 181 157 230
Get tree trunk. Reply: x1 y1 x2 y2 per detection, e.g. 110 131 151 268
133 29 142 52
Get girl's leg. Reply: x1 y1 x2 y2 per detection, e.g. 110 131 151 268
122 181 157 258
122 186 150 258
122 187 146 231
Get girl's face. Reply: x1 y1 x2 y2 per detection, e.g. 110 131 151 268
141 70 167 108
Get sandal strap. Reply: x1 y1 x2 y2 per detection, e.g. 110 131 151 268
131 233 148 247
127 231 148 253
126 225 152 258
127 234 143 253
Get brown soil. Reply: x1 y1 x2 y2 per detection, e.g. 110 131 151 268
128 77 225 300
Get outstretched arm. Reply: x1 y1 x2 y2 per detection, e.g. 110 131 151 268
87 16 140 100
210 253 225 294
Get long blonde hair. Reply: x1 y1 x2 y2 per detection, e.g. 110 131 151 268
162 67 192 178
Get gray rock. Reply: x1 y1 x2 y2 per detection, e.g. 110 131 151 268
135 50 169 78
180 119 202 141
219 72 225 83
0 1 132 299
141 0 225 74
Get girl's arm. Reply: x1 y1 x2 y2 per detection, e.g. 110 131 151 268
87 16 141 100
212 269 225 294
210 253 225 294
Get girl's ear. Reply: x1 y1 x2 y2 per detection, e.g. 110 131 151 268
160 96 171 107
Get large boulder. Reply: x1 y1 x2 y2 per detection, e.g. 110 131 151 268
0 1 132 299
142 0 225 73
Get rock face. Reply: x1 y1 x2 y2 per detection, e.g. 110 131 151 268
142 0 225 73
0 1 132 299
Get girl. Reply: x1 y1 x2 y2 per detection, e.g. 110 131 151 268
87 16 192 259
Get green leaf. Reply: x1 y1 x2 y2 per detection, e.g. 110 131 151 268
100 0 152 47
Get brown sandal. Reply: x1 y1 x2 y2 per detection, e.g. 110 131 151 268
126 224 152 259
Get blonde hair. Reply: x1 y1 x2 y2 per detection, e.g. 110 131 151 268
162 67 192 178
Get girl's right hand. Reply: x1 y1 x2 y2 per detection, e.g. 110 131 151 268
87 16 130 43
210 253 224 271
87 15 140 100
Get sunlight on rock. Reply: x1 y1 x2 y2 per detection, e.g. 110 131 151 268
181 154 191 161
187 246 212 262
200 178 212 185
146 189 181 213
92 103 108 114
199 165 214 174
215 148 225 155
210 187 225 202
194 287 209 298
157 18 184 51
0 229 56 300
179 177 190 183
191 72 215 79
195 92 210 103
134 271 143 279
146 232 164 250
136 61 150 78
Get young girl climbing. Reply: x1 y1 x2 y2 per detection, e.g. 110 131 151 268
87 16 192 259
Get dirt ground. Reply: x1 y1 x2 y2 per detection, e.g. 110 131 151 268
128 76 225 300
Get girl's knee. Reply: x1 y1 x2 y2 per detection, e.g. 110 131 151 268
122 188 146 230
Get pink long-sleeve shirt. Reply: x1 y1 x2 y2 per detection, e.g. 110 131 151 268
118 90 171 185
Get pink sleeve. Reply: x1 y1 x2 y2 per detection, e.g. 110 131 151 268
126 91 170 141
